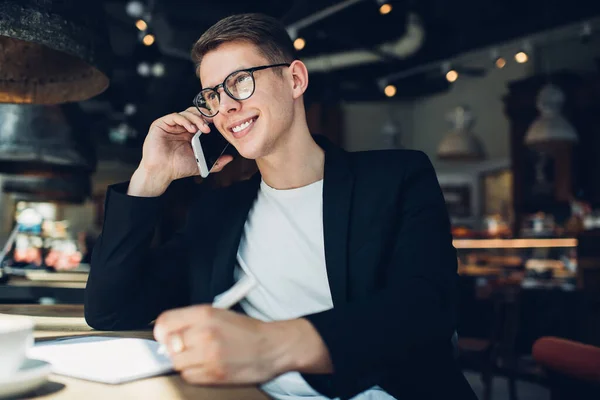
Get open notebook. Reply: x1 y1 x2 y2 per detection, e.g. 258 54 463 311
28 275 258 384
28 336 174 384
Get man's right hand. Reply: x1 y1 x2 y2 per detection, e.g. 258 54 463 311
127 107 233 197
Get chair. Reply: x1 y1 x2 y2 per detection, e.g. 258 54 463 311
532 337 600 400
458 280 536 400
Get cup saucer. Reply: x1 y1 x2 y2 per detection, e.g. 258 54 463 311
0 358 52 399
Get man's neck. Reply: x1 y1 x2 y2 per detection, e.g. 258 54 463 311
256 125 325 190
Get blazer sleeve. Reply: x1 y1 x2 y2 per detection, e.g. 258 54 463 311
302 152 459 399
84 182 196 331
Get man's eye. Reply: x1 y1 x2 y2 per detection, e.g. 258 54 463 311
236 75 251 84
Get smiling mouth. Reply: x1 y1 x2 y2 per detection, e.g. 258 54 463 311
230 117 257 134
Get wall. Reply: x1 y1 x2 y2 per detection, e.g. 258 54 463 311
410 47 532 173
343 101 414 151
343 43 533 175
342 29 599 222
534 32 600 74
343 22 600 169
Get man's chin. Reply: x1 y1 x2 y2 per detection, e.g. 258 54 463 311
237 151 261 161
234 141 264 161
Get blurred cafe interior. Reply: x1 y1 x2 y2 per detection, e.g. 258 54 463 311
1 0 600 399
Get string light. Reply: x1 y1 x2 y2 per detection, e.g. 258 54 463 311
440 62 459 83
376 21 599 92
124 103 137 116
125 1 145 18
446 70 458 82
379 3 392 15
490 49 506 69
137 62 151 76
294 37 306 51
384 84 397 97
135 19 147 31
152 62 165 77
515 41 532 64
142 33 155 46
515 51 528 63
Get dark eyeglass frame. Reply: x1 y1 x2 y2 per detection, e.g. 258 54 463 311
193 63 290 117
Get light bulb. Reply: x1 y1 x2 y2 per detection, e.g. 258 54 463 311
379 4 392 14
135 19 147 31
515 51 528 63
152 62 165 77
294 38 306 51
446 70 458 82
137 62 151 77
384 84 397 97
125 1 144 18
490 49 506 69
124 103 137 116
143 34 155 46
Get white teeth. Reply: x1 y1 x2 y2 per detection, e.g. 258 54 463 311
232 118 254 133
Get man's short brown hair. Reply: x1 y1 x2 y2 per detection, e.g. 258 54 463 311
191 13 296 77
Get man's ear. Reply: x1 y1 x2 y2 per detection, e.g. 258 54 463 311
288 60 309 99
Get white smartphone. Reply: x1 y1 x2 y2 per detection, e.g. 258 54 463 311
191 124 231 178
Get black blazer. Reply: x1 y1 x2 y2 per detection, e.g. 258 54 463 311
85 135 477 400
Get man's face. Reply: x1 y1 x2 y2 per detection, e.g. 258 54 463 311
199 41 294 160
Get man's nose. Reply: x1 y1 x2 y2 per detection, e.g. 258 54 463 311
219 90 240 114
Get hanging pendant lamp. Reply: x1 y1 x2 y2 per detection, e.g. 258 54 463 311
524 83 577 150
0 103 94 202
0 0 111 104
437 106 485 161
0 103 95 172
381 119 401 149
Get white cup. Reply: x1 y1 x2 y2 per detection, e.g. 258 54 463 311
0 314 34 379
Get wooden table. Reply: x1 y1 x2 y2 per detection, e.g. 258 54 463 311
0 305 270 400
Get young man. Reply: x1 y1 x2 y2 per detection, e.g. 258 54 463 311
85 13 476 400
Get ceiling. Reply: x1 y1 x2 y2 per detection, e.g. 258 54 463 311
66 0 600 163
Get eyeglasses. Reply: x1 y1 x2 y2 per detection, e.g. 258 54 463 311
193 63 290 117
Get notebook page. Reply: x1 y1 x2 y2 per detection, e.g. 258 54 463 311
28 336 174 384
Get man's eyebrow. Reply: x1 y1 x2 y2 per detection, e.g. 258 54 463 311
202 65 250 89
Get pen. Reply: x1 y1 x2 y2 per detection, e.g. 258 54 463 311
157 274 257 355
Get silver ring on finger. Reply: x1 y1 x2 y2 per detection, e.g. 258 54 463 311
170 333 185 354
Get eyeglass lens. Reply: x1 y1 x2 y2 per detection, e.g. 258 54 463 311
196 70 255 117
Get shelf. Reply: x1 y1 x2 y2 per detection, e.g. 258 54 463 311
453 238 577 249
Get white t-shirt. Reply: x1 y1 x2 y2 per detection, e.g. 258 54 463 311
234 179 395 400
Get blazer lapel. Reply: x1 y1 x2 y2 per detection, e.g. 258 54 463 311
320 137 354 306
209 174 261 298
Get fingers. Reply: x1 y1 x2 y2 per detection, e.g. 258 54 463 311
211 155 234 173
153 107 213 135
179 109 211 134
169 327 218 370
165 324 228 384
184 106 213 124
156 113 197 134
154 304 213 344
